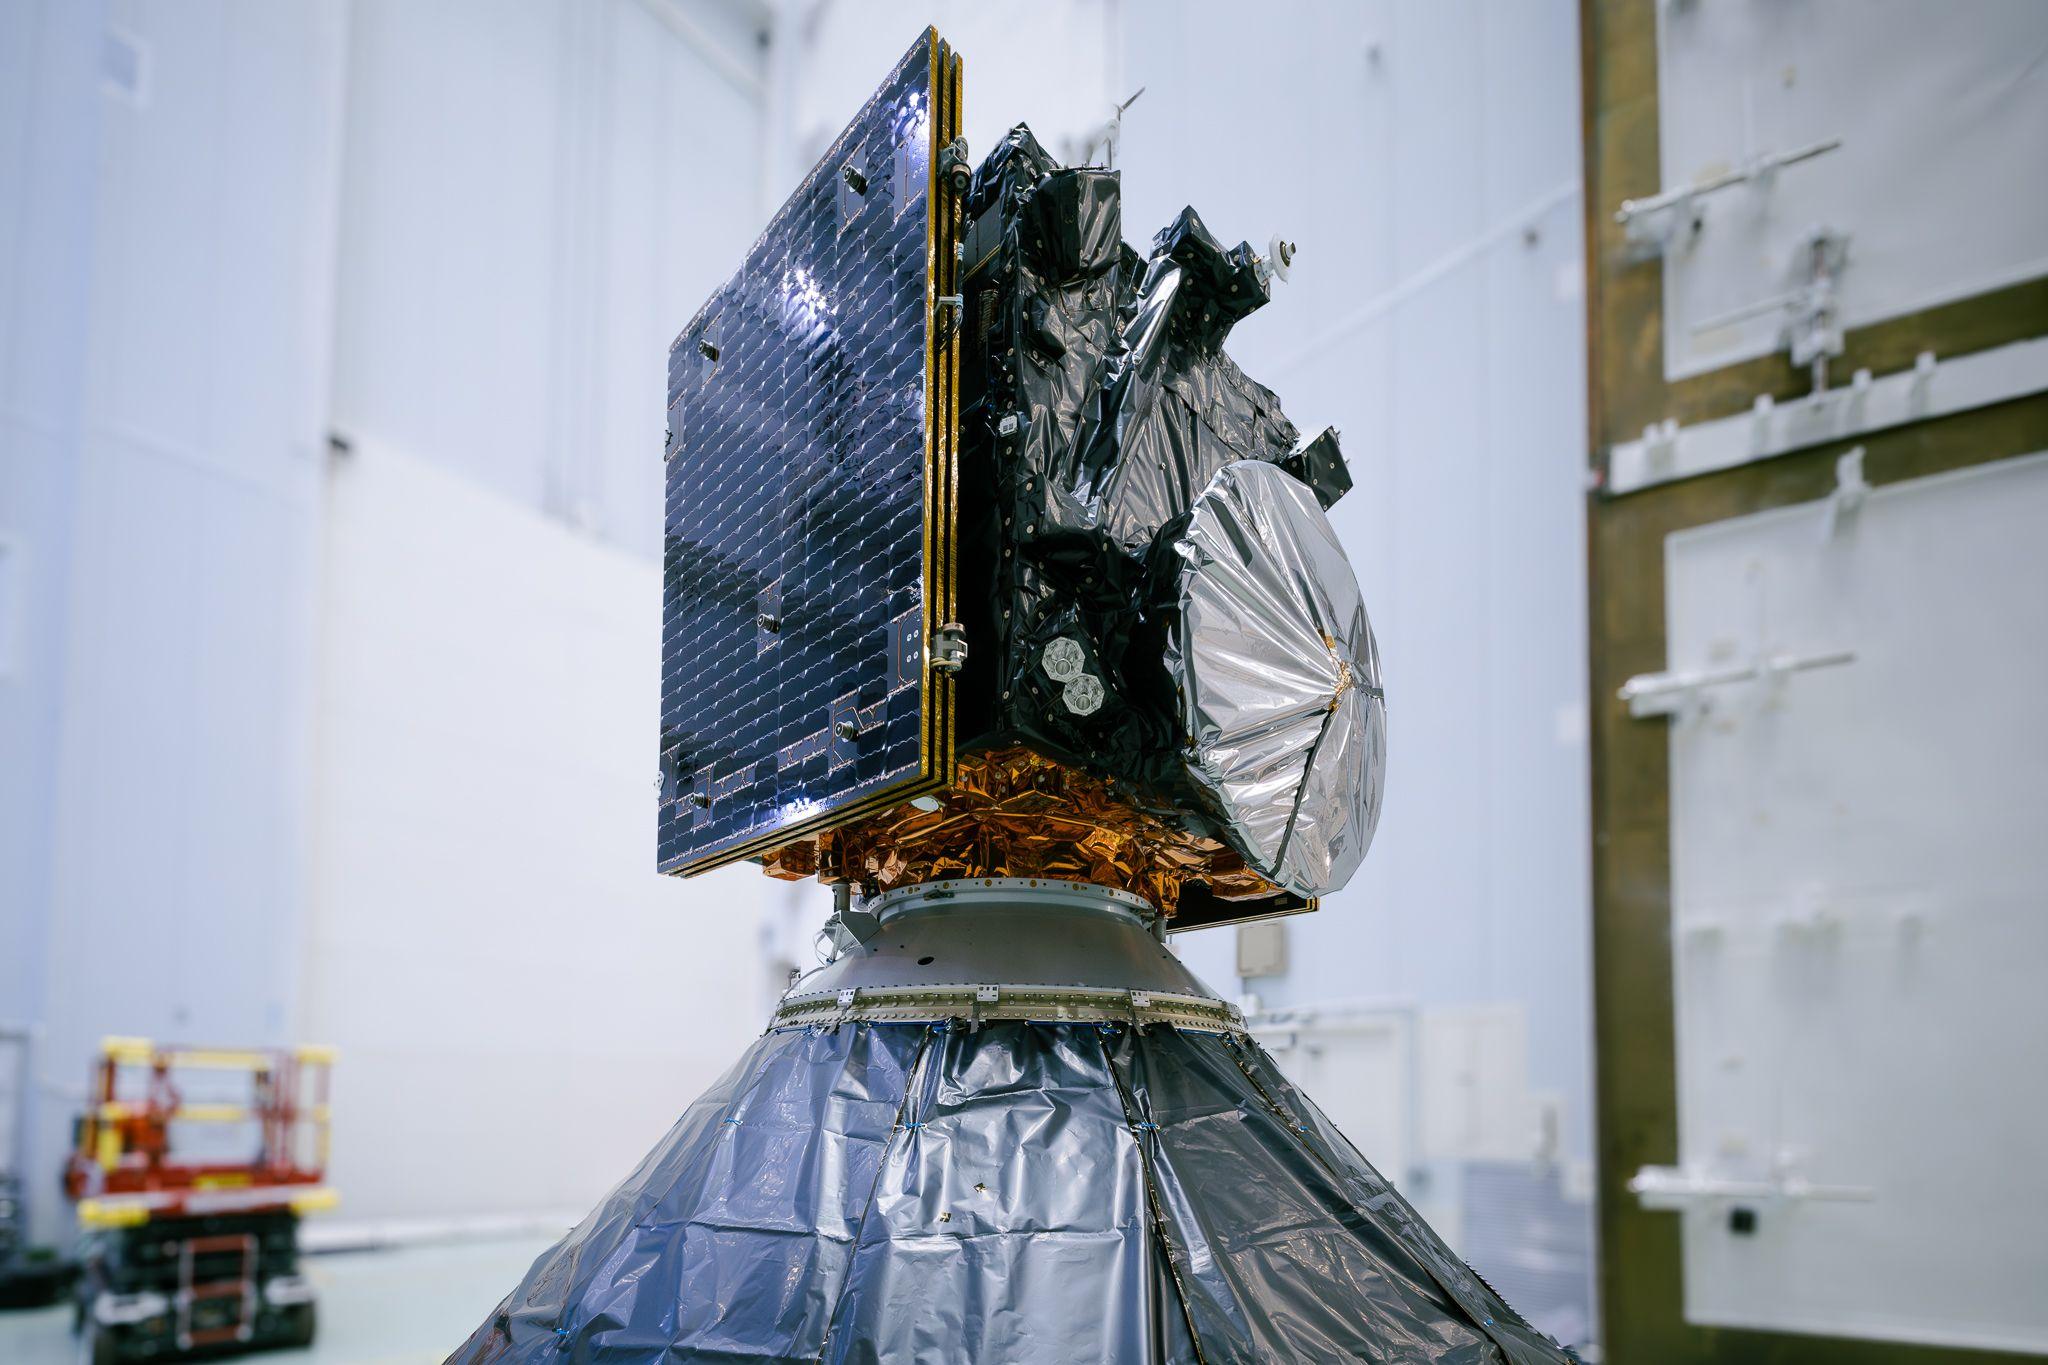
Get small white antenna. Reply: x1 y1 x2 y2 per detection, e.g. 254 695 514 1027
1092 86 1146 169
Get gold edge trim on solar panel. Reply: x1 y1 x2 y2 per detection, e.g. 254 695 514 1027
922 32 941 788
932 41 949 782
925 33 958 789
941 38 958 781
932 37 954 785
919 29 940 791
666 769 959 876
932 46 949 779
945 47 964 780
949 40 962 779
665 30 951 880
668 773 949 873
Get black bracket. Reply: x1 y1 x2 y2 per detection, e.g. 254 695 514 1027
933 294 965 349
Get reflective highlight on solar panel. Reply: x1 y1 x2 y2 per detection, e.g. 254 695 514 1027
659 30 960 876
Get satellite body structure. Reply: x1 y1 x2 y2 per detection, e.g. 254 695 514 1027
454 30 1572 1365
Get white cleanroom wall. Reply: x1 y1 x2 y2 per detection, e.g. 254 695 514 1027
0 0 349 1246
312 0 782 1229
332 0 773 560
305 442 769 1229
0 0 787 1242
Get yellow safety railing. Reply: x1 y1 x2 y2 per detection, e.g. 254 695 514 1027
99 1036 154 1066
289 1187 339 1216
76 1199 150 1230
82 1040 340 1180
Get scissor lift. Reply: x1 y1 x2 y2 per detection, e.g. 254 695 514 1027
63 1039 336 1364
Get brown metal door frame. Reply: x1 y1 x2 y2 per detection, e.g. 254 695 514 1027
1577 2 2048 1360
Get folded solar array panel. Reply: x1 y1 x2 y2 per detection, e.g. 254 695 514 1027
658 30 962 876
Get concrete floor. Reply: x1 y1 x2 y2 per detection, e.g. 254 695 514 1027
0 1235 555 1364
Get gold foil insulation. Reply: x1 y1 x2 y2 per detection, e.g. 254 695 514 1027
757 745 1282 914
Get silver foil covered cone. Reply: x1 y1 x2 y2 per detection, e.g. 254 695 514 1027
452 883 1572 1365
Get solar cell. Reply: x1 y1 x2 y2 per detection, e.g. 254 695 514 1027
659 29 961 877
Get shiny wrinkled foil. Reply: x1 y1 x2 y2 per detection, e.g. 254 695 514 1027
451 1021 1573 1364
1168 460 1386 898
758 745 1279 913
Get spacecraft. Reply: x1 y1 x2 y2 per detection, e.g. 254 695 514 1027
454 29 1573 1364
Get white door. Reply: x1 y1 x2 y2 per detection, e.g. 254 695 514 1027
1638 451 2048 1354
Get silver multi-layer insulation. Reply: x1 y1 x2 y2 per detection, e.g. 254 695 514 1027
1169 460 1387 898
452 882 1571 1364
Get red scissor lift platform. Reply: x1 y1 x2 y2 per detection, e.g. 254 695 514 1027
64 1039 336 1364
